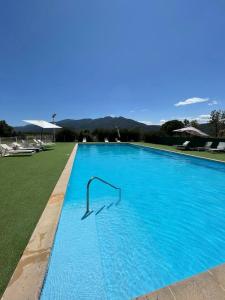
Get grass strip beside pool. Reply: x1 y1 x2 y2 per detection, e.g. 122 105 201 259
134 142 225 162
0 143 74 296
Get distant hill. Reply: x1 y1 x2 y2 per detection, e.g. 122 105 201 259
14 116 160 132
14 116 213 135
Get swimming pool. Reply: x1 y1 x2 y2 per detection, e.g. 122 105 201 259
41 144 225 299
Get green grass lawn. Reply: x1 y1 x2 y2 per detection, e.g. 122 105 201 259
134 142 225 162
0 143 74 296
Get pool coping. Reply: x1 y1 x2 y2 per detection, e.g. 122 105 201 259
1 144 78 300
135 263 225 300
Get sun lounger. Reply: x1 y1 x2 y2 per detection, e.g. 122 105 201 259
0 144 35 157
33 139 54 150
33 139 39 143
176 141 190 150
33 139 41 146
12 142 41 152
82 137 87 143
115 138 121 143
37 139 55 147
208 142 225 153
193 141 213 151
22 139 42 151
104 138 109 143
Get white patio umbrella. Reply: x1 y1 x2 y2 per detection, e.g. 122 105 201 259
173 126 208 137
23 120 62 140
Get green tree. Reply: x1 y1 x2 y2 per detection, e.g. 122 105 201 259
0 120 14 137
190 119 199 128
210 110 225 137
56 128 77 142
183 119 199 128
128 129 141 141
78 129 93 142
161 120 184 136
183 119 190 127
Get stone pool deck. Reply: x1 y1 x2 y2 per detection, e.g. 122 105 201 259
136 263 225 300
1 144 78 300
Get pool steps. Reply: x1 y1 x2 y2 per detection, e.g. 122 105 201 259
85 176 121 215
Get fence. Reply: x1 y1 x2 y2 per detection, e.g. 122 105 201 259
2 134 225 148
0 134 54 145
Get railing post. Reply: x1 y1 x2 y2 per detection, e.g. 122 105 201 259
86 177 93 214
85 176 121 215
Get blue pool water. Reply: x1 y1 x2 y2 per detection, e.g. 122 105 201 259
41 144 225 299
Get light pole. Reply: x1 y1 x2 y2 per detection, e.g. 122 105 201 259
52 113 57 142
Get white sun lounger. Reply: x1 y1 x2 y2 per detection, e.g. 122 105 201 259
82 137 87 143
33 139 54 150
208 142 225 152
194 141 213 151
39 140 55 149
176 141 190 150
0 144 35 157
104 138 109 143
12 142 40 152
33 139 40 145
37 139 55 147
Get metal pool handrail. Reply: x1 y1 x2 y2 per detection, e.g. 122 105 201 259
86 176 121 214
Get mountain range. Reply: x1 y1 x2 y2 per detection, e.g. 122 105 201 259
14 116 160 132
14 116 212 135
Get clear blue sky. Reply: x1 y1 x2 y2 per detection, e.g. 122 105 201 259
0 0 225 126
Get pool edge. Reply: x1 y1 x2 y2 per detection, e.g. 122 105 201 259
135 262 225 300
1 144 78 300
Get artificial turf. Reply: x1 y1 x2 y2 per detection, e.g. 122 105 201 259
0 143 74 296
134 142 225 162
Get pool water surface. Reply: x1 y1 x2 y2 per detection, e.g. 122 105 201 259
41 144 225 299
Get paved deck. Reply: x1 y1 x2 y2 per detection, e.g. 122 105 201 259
136 263 225 300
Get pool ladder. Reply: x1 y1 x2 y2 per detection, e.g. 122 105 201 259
86 176 121 215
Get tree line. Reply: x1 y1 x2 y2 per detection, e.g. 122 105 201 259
1 110 225 141
55 110 225 141
159 110 225 137
0 120 15 137
55 128 142 142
